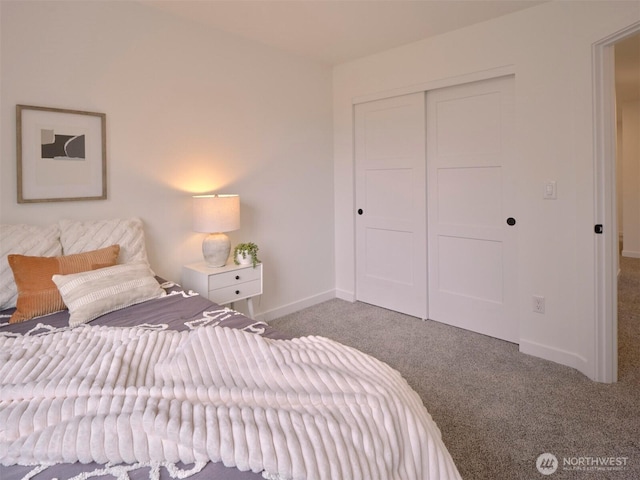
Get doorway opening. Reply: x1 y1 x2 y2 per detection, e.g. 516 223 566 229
614 32 640 381
593 22 640 383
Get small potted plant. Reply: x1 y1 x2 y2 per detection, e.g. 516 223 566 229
233 242 261 268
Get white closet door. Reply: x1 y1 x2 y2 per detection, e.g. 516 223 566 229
355 92 427 319
427 76 518 342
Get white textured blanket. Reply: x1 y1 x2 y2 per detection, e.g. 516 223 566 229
0 325 461 480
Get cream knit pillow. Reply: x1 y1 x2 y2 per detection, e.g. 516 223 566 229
59 218 152 270
0 224 62 310
52 262 165 327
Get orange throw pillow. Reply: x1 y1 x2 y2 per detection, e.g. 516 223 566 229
8 244 120 323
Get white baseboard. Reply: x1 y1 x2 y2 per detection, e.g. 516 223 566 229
519 339 591 379
621 250 640 258
256 289 336 322
335 289 355 302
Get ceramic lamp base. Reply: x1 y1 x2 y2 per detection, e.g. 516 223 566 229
202 233 230 267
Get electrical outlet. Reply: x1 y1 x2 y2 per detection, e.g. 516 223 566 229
533 295 545 314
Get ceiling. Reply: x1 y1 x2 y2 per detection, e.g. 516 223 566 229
142 0 546 65
141 1 638 102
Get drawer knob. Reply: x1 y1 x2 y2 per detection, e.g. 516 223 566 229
235 290 240 295
235 275 240 280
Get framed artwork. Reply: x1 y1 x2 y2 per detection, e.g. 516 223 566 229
16 105 106 203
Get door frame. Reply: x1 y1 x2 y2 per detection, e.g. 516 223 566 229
593 21 640 383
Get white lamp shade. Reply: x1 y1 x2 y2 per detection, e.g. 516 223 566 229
192 194 240 233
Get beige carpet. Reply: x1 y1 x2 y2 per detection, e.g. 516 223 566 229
269 261 640 479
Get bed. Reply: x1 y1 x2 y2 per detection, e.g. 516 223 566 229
0 218 461 480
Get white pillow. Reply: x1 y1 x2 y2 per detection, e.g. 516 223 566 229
59 218 152 270
52 262 166 327
0 224 62 310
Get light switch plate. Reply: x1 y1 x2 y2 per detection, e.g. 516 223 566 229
544 180 557 199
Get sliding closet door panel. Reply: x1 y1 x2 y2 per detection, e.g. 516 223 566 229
427 76 518 342
355 92 427 319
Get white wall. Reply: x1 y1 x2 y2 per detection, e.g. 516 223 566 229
621 100 640 257
0 0 335 319
333 0 640 379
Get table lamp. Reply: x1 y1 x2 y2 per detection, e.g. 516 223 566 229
192 194 240 267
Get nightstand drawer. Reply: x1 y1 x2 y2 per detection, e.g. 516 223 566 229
182 261 263 318
208 279 262 304
208 266 261 290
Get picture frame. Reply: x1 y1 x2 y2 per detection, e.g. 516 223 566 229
16 105 106 203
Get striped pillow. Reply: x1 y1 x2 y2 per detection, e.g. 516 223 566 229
52 262 165 327
7 245 120 324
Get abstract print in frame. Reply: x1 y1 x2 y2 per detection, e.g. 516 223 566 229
17 105 106 203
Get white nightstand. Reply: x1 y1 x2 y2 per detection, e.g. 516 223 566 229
182 262 263 318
